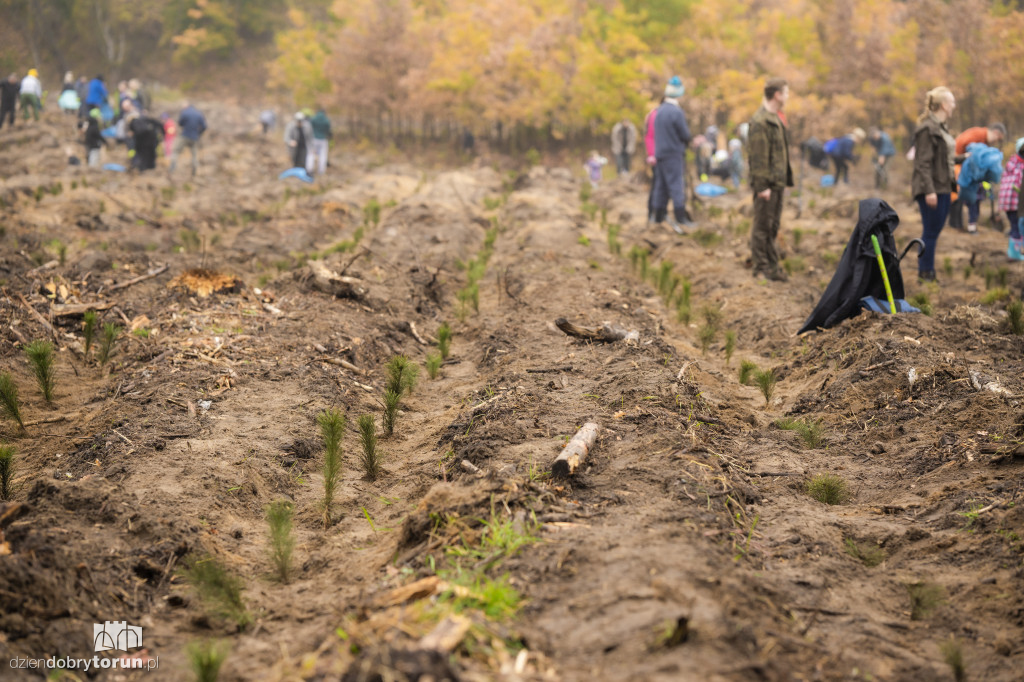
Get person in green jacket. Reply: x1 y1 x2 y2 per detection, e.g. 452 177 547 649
310 108 332 176
747 77 794 282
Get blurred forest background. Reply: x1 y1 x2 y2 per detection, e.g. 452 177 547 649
2 0 1024 150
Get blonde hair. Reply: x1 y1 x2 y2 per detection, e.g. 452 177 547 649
919 86 953 122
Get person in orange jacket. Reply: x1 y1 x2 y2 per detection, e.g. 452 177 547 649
161 113 177 160
950 122 1006 232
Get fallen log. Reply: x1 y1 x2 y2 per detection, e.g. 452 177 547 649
552 422 599 477
51 302 115 317
555 318 638 343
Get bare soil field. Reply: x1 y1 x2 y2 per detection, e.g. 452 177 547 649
0 107 1022 682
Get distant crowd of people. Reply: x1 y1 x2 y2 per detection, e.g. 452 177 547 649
597 74 1020 284
1 67 338 182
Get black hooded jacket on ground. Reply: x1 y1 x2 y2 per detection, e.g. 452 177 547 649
798 198 904 334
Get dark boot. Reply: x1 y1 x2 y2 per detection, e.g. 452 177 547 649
675 206 696 228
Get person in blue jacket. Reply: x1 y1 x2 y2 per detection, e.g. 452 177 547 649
868 127 896 189
824 128 865 184
170 101 207 177
651 76 695 234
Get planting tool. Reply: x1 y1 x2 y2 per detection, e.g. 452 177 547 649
870 234 896 315
899 238 925 262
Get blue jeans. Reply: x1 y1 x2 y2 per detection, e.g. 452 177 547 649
651 155 686 221
1009 211 1020 240
917 194 951 273
967 199 981 225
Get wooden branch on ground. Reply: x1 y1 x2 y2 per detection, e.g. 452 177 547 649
338 247 369 276
14 292 59 340
109 264 169 292
322 357 364 374
0 502 29 530
552 422 600 477
555 318 636 343
51 302 115 317
526 366 573 374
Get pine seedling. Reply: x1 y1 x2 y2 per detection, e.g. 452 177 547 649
676 299 691 325
386 355 419 396
998 266 1009 288
754 368 776 405
187 639 230 682
357 414 382 481
426 352 442 379
382 389 400 437
98 323 122 366
82 311 98 359
182 555 251 628
940 637 966 682
437 323 452 359
738 360 758 386
0 444 15 500
679 279 692 309
943 257 954 278
317 408 346 528
792 228 803 252
906 581 945 620
657 261 674 297
698 324 716 355
0 372 24 430
963 265 973 281
723 330 736 366
265 499 295 583
24 340 55 403
1007 300 1024 335
984 266 995 290
701 304 722 329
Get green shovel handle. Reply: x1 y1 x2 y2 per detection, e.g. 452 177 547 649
870 234 896 315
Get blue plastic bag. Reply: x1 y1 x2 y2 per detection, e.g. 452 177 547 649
278 167 314 183
821 174 835 187
695 182 727 197
103 163 126 172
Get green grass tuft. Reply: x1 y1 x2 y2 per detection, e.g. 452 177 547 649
1008 300 1024 335
265 499 295 583
0 373 24 430
187 639 230 682
805 474 849 505
908 292 933 316
24 339 55 402
0 444 15 500
906 581 945 620
182 555 251 628
775 417 825 448
940 637 966 682
981 287 1011 305
738 360 757 386
844 538 885 567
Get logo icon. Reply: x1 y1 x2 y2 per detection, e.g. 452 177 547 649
93 622 143 652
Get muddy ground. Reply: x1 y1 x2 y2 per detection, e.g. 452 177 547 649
0 107 1022 682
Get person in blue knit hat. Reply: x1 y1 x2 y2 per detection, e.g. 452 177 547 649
650 76 695 234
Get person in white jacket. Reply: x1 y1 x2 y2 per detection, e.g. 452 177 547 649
20 68 42 122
